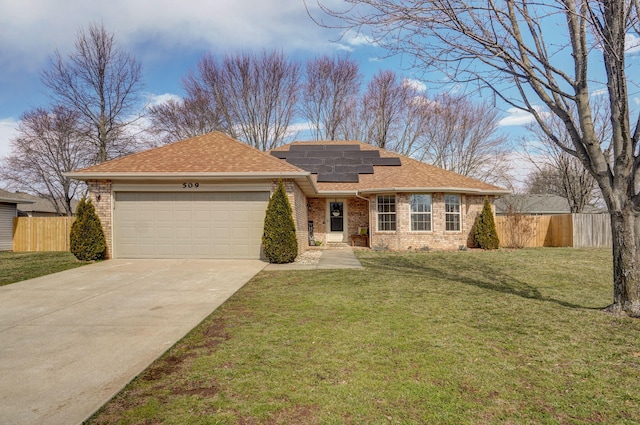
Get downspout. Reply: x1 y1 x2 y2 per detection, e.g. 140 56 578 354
355 192 372 248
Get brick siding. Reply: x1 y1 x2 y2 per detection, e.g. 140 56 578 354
87 180 113 259
368 193 491 250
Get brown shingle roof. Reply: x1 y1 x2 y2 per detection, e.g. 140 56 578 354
69 132 305 176
67 133 508 195
273 140 508 194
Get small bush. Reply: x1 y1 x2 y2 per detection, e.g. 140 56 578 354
70 197 107 261
473 197 500 250
262 180 298 263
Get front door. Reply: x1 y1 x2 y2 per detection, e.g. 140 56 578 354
327 200 347 243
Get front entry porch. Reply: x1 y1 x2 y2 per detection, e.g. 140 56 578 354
307 197 370 247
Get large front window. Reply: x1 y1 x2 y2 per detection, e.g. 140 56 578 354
410 194 432 231
377 195 396 231
445 194 461 231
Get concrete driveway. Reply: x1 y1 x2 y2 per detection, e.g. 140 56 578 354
0 259 266 425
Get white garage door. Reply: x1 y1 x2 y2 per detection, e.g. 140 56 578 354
114 191 269 259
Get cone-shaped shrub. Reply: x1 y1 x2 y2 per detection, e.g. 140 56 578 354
70 197 107 261
473 197 500 250
262 180 298 263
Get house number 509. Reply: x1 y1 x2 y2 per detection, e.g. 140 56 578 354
182 182 200 189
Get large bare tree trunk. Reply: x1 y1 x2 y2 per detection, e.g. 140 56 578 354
609 207 640 317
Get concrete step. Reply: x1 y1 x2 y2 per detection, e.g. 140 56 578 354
325 242 352 250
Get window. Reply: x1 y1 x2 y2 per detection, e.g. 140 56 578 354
410 194 432 231
445 194 461 231
377 195 396 231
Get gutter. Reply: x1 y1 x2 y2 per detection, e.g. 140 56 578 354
356 187 511 196
63 171 312 180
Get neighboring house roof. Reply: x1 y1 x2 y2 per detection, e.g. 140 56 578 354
0 189 36 205
14 193 78 215
495 194 604 214
273 141 508 195
67 132 509 196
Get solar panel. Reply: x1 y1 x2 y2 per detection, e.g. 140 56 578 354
271 144 401 183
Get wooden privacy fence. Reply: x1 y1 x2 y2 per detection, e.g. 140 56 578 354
495 213 611 249
13 217 75 252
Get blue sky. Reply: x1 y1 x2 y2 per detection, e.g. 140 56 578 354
0 0 542 184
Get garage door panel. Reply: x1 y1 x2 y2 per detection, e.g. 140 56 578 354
114 191 268 259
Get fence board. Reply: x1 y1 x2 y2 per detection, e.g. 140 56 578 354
572 213 611 248
496 215 554 248
13 217 75 252
496 213 611 248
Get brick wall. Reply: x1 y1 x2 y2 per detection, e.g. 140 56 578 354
307 198 325 245
87 180 113 258
369 193 492 250
347 197 369 246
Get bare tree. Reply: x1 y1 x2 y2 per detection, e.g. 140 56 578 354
523 100 609 212
316 1 640 317
498 195 536 249
360 70 414 149
302 54 361 140
41 22 143 163
189 50 301 151
418 93 512 186
146 87 222 146
525 159 598 213
1 106 90 215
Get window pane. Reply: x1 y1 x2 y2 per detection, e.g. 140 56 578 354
445 194 461 231
377 195 396 231
411 194 431 213
410 194 432 231
446 214 460 231
445 194 460 212
411 213 431 231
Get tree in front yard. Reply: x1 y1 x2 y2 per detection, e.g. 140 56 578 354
262 180 298 263
473 198 499 250
70 197 107 261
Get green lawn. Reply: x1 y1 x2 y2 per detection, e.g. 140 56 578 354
86 248 640 425
0 251 86 286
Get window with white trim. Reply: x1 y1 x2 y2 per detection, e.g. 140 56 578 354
377 195 396 231
410 194 432 231
445 194 461 231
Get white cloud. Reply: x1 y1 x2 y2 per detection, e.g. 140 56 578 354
342 29 375 47
0 118 18 159
499 106 550 127
403 78 427 92
145 92 183 108
0 0 340 70
591 88 608 97
626 34 640 55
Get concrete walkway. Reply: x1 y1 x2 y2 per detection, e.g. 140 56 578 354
0 259 266 425
265 247 363 271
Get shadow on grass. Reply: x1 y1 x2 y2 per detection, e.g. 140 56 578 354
360 254 600 311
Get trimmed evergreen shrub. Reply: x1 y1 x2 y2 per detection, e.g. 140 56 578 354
473 197 500 250
262 180 298 263
70 197 107 261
